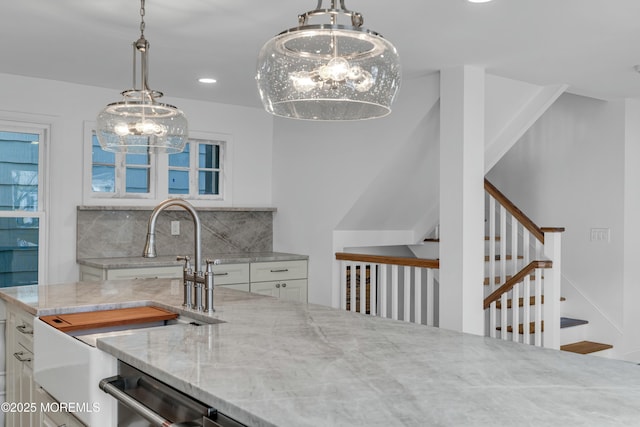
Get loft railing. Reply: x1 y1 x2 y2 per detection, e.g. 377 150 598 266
484 179 564 348
335 253 439 326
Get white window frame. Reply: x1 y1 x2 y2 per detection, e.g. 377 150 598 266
83 122 232 207
83 122 156 203
0 120 49 286
164 137 226 201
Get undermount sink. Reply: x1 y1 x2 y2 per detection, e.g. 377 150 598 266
39 305 223 346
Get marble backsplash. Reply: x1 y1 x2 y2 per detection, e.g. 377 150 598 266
77 207 274 259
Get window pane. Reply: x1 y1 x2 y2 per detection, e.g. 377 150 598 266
169 143 190 167
92 134 115 165
198 171 219 195
126 168 149 193
199 144 219 169
169 170 189 194
126 151 150 166
92 166 115 193
0 131 39 211
0 217 39 287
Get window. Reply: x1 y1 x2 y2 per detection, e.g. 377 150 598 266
90 132 153 197
0 124 47 287
169 139 224 199
84 123 229 204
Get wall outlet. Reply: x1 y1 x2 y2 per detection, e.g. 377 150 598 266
171 221 180 236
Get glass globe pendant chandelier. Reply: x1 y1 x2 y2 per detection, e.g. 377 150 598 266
256 0 401 121
96 0 188 154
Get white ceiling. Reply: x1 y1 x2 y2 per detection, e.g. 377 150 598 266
2 0 640 109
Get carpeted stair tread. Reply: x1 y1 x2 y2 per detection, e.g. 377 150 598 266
561 317 588 328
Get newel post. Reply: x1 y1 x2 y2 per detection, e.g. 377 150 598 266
542 228 564 349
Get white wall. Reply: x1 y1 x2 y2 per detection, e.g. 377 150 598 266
0 73 273 285
272 74 441 306
487 93 627 357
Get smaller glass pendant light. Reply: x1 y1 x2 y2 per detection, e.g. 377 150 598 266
256 0 401 121
96 0 188 154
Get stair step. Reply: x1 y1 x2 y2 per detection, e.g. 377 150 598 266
494 296 566 309
561 317 588 328
484 254 524 262
485 236 501 241
484 274 539 285
496 315 580 334
497 321 544 334
561 341 613 355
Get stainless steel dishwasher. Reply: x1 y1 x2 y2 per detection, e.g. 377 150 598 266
100 361 246 427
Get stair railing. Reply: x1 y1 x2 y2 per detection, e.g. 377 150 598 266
484 179 564 348
335 253 439 326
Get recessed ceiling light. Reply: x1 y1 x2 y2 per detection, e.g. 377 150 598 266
468 0 493 3
198 78 217 84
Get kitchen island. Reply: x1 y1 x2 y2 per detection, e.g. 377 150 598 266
2 279 640 426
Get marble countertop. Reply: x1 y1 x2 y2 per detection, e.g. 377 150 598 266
2 280 640 426
77 252 308 269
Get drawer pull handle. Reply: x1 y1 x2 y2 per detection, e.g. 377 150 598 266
270 268 289 273
16 324 33 335
13 351 31 362
275 283 280 288
214 272 229 276
281 283 287 288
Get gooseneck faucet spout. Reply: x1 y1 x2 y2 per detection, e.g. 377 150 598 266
143 198 214 311
143 198 202 273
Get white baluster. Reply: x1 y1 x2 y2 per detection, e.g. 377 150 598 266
380 264 388 318
414 267 422 325
489 300 497 338
340 261 348 310
426 268 435 327
500 205 507 284
359 263 366 314
404 266 411 322
523 275 531 345
512 280 520 343
391 265 399 320
534 268 543 347
500 293 508 340
370 264 377 317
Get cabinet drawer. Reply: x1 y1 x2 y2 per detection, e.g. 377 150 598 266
212 263 249 285
13 310 34 352
250 260 307 283
106 266 182 280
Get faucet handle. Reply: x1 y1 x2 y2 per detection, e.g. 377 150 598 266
177 255 192 270
205 259 220 272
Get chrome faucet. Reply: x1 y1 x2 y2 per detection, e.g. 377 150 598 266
142 198 217 312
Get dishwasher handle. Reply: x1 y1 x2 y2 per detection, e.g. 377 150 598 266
100 376 202 427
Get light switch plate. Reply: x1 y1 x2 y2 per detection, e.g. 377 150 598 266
590 228 610 242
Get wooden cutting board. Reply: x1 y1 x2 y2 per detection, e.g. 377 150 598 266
39 306 178 332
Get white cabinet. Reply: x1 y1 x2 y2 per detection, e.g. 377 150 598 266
79 257 309 302
6 303 35 427
250 279 308 302
250 260 308 303
212 263 249 291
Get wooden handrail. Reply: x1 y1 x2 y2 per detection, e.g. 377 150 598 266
484 179 545 243
335 252 440 269
483 260 552 309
